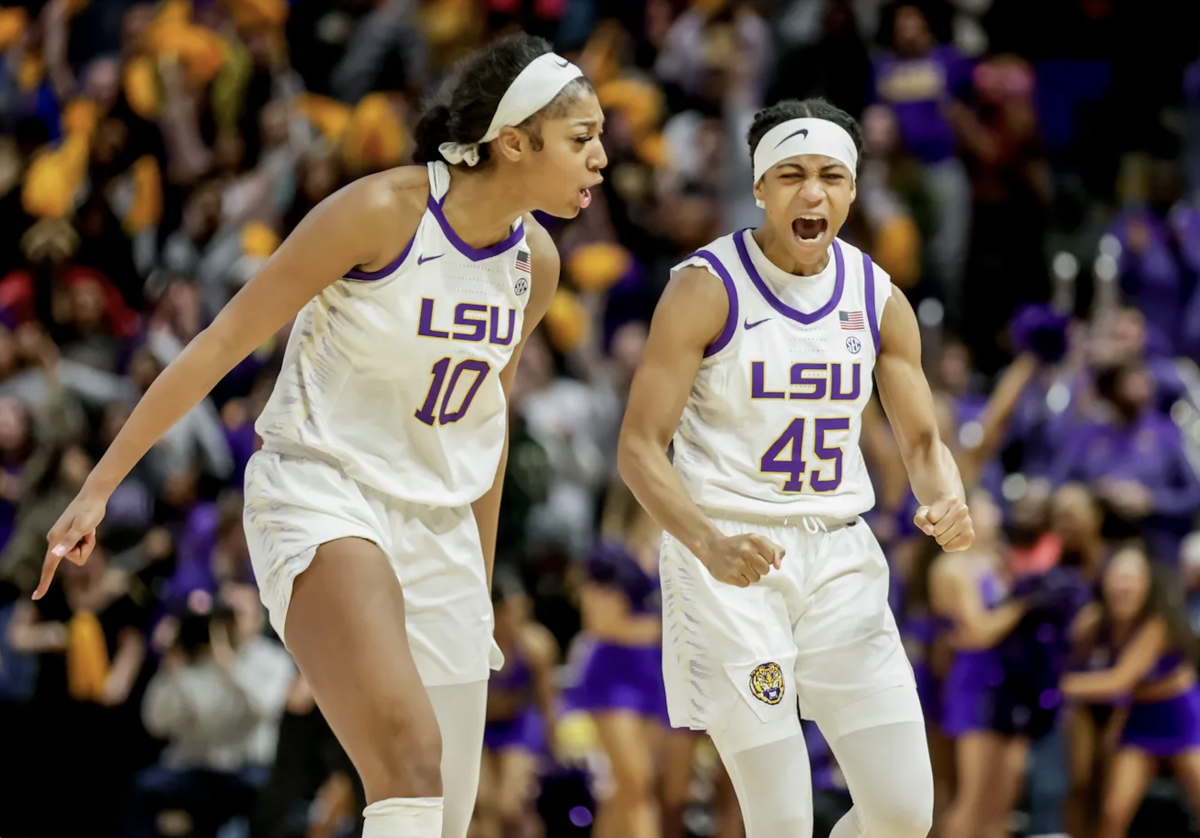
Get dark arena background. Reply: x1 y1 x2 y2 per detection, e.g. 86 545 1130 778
1 1 1200 837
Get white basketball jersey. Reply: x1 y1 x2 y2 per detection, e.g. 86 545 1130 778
671 229 892 520
255 161 530 506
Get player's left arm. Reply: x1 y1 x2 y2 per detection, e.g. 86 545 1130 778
471 216 560 589
875 285 973 552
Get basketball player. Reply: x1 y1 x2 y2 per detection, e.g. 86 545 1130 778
617 97 973 838
34 33 606 838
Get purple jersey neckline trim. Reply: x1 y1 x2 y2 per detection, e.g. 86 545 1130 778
427 195 524 262
684 250 739 358
733 229 845 325
344 236 415 280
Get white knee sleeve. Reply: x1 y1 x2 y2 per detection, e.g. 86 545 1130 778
828 721 933 838
708 697 812 838
363 797 443 837
426 681 488 838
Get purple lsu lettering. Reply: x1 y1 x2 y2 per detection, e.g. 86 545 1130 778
750 361 861 401
417 298 517 345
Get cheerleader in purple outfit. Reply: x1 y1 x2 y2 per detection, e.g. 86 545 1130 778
1061 542 1200 838
901 538 957 827
475 571 559 838
929 490 1033 838
573 486 691 838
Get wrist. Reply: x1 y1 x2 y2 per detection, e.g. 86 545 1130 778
683 523 724 562
82 469 118 500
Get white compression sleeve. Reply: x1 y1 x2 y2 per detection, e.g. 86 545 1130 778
827 721 934 838
362 797 443 837
707 694 813 838
426 680 489 838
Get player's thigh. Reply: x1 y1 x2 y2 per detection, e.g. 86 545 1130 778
285 536 442 799
793 524 922 742
659 528 798 735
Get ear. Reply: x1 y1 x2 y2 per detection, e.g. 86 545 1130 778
752 177 765 206
849 178 857 203
494 125 529 163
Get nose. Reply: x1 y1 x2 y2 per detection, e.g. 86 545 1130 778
800 177 824 203
592 138 608 171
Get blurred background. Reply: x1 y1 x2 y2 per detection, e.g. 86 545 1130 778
1 0 1199 837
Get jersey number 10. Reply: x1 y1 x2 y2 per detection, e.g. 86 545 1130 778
414 357 492 426
760 417 851 493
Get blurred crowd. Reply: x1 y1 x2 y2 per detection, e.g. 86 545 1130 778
1 1 1200 837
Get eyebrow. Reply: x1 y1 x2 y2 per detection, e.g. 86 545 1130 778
777 162 848 173
572 118 604 130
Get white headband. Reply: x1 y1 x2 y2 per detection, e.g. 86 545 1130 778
439 52 585 167
752 118 859 208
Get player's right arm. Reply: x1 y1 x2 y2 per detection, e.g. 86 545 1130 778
34 169 430 600
617 267 783 588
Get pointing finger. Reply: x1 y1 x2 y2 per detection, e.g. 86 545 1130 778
33 550 63 601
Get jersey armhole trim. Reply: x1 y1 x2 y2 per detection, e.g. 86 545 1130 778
684 249 739 358
345 235 415 281
862 252 881 356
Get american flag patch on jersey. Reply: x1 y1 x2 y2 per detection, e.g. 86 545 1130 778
515 250 532 273
839 310 865 330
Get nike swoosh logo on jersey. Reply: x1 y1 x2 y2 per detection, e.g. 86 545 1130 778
744 317 771 330
418 254 444 265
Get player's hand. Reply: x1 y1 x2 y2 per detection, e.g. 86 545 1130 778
914 495 973 552
34 490 107 600
700 534 784 587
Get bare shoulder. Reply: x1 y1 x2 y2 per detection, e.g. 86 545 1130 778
649 264 729 351
521 621 561 667
878 282 920 358
334 166 431 272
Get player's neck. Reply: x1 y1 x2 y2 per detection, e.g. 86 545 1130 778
751 227 830 277
440 168 530 250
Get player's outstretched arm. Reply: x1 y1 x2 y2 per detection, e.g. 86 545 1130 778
618 267 783 588
471 215 559 589
875 285 973 552
34 171 429 599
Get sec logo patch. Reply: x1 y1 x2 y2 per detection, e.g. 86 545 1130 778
749 662 785 705
846 336 861 354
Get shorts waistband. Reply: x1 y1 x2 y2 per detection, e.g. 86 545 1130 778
703 509 860 534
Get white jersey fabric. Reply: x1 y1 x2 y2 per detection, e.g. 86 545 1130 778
245 162 534 685
671 228 891 521
658 229 923 742
256 160 531 507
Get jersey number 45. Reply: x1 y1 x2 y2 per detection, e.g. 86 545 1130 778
760 417 850 493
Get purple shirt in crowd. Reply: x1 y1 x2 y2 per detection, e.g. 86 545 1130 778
872 46 973 165
1111 209 1199 358
1049 410 1200 564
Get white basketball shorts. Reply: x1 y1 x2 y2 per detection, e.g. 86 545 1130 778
243 446 499 687
660 513 922 744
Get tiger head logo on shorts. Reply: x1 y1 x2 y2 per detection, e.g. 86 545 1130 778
749 662 785 706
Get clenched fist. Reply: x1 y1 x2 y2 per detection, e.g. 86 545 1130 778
699 534 785 587
914 495 974 552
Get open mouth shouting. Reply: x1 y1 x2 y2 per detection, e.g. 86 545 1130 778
792 215 828 245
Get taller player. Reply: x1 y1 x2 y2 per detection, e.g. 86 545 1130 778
34 33 606 838
618 97 972 838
